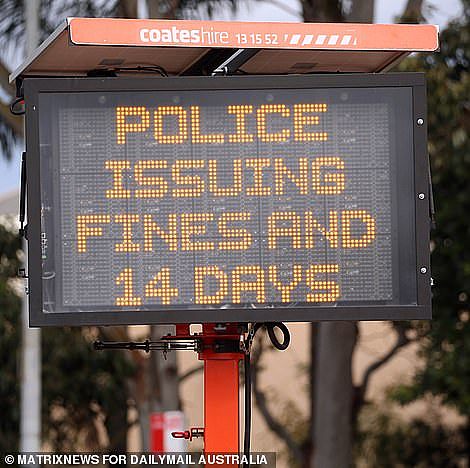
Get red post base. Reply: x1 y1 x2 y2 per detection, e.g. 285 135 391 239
199 324 244 466
201 355 241 452
173 323 244 465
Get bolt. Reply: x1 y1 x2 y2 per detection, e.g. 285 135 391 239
418 193 425 200
420 267 427 274
417 118 424 125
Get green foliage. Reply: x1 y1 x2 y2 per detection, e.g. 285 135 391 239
42 327 135 451
0 221 22 453
357 406 467 468
0 220 136 451
357 5 470 465
393 8 470 419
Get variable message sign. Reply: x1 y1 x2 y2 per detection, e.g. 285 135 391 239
24 74 430 325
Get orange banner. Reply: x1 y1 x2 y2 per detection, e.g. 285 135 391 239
68 18 438 52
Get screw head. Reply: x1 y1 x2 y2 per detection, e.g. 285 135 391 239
418 193 425 200
417 118 424 125
420 267 427 274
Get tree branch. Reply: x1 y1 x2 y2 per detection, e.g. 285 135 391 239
0 101 23 136
178 364 203 383
301 0 344 23
347 0 374 23
0 60 16 97
356 324 415 404
116 0 138 18
251 339 303 463
0 60 23 141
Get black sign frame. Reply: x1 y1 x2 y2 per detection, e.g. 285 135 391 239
24 73 431 326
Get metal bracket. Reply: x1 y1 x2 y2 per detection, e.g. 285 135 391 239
212 339 241 354
15 77 24 99
18 268 28 279
94 338 200 353
428 156 436 229
212 49 259 76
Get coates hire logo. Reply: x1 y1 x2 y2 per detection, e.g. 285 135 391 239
140 26 205 44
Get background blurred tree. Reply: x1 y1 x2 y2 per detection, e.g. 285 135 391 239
41 328 136 452
356 405 468 467
0 221 22 453
0 216 137 452
380 1 470 464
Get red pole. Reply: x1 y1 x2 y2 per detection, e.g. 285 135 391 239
202 356 240 452
199 324 243 466
172 323 244 465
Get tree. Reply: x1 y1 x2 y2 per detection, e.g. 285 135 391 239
0 216 138 452
385 2 470 464
0 221 22 453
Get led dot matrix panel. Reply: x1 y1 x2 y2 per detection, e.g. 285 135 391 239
24 74 431 326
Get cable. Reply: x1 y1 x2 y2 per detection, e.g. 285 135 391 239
243 352 251 468
253 322 291 350
111 65 169 77
10 97 25 115
243 322 290 467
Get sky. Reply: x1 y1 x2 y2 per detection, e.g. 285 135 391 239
0 0 463 198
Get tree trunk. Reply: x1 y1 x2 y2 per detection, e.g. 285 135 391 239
306 323 318 467
312 322 357 468
116 0 138 18
151 325 180 412
133 326 181 451
301 0 343 22
400 0 424 23
124 351 153 451
104 391 129 456
347 0 374 23
131 0 182 446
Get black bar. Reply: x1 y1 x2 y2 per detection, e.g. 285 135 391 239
19 151 27 237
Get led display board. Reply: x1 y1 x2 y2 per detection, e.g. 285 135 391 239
24 74 431 325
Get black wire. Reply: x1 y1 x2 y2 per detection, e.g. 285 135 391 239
243 352 251 468
111 65 169 77
10 97 25 115
253 322 290 350
243 322 290 467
